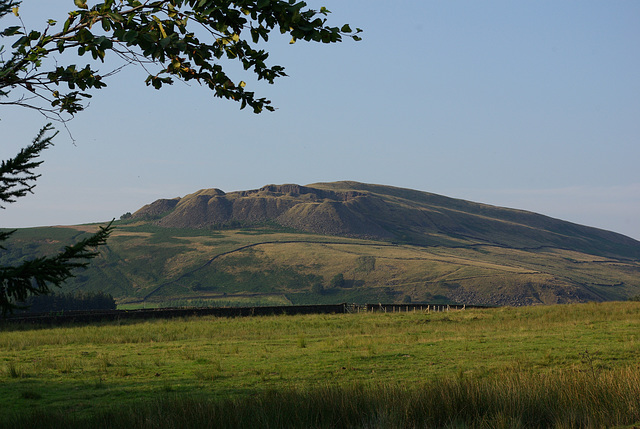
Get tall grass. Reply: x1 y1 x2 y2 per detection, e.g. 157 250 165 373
2 302 640 427
4 367 640 428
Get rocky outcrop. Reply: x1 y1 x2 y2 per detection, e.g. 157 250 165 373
133 198 180 219
134 184 393 238
130 181 640 259
276 197 394 238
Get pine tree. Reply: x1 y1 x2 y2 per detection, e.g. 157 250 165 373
0 124 112 314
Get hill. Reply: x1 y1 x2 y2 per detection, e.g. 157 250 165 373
3 182 640 307
133 181 640 259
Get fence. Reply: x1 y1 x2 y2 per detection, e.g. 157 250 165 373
1 302 482 325
362 303 468 313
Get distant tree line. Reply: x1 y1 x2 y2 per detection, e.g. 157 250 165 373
16 291 116 313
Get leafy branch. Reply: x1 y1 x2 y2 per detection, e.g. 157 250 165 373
0 0 362 118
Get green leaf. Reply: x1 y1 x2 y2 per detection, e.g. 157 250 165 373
1 26 22 37
159 36 172 48
63 16 74 33
74 0 88 9
11 36 28 49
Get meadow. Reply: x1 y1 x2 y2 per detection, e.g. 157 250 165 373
1 302 639 428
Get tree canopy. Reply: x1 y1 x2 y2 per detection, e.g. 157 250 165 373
1 0 361 118
0 0 359 313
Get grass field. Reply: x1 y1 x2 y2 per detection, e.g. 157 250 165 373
1 302 640 427
5 222 640 307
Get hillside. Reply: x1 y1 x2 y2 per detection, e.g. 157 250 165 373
133 181 640 259
3 182 640 307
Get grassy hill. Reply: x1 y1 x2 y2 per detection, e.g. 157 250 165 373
2 182 639 307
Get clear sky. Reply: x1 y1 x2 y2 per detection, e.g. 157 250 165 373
2 1 639 240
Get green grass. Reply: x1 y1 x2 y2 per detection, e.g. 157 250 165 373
3 221 640 306
4 372 640 428
1 302 640 427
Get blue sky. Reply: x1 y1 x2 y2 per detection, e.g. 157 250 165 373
2 1 639 240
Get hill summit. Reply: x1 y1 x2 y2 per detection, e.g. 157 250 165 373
133 181 640 260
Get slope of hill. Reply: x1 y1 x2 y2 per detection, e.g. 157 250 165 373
3 182 640 307
134 181 640 259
